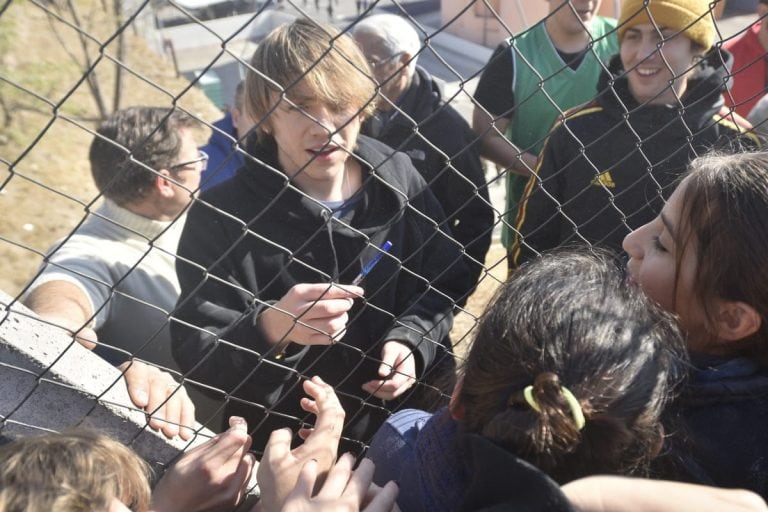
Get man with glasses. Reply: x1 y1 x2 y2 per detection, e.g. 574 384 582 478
351 14 492 307
23 107 202 440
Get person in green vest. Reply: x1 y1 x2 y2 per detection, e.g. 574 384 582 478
472 0 617 270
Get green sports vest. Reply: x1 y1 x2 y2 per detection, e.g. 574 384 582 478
502 16 618 249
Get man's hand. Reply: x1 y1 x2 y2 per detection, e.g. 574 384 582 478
150 416 256 512
118 360 196 440
260 283 363 347
361 341 416 401
256 376 346 512
277 456 399 512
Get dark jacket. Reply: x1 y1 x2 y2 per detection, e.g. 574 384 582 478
171 135 466 451
511 50 758 269
654 356 768 499
367 408 573 512
362 66 493 305
200 113 245 191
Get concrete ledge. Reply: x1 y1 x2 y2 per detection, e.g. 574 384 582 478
0 290 214 471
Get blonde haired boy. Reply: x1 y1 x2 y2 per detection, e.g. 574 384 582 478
172 20 466 451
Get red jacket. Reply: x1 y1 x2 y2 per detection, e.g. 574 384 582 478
724 22 767 117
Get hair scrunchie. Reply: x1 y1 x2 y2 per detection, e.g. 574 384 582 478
523 380 586 431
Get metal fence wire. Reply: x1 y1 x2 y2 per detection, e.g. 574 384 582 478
0 0 761 459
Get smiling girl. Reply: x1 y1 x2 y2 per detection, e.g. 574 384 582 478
511 0 759 270
623 151 768 498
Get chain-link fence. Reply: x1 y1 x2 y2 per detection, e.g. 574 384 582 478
0 0 761 464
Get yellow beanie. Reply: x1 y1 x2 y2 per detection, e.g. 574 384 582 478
618 0 716 50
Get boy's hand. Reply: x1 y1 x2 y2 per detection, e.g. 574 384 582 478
361 341 416 401
150 416 255 512
260 283 363 347
257 376 346 511
276 456 399 512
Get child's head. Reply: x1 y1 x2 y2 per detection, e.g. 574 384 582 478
0 429 151 512
245 19 376 141
624 151 768 362
244 19 376 190
456 250 683 484
89 107 200 208
617 0 715 105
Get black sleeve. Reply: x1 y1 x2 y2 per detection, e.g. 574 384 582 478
171 199 305 400
508 128 571 271
473 41 516 118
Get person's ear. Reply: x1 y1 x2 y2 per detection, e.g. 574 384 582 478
154 169 176 199
713 300 762 342
397 51 413 70
231 106 242 127
449 374 465 421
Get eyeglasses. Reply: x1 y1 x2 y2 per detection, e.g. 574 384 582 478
170 150 208 172
367 52 404 70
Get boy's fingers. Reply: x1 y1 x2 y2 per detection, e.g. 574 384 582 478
299 397 320 415
365 480 399 511
316 453 355 498
160 390 182 438
293 459 320 499
120 361 150 407
301 299 354 319
229 415 248 431
297 427 313 440
209 426 252 463
262 427 293 462
178 389 197 440
294 283 363 300
344 457 375 503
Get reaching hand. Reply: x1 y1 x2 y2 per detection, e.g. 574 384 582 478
278 456 399 512
256 376 346 512
361 341 416 401
150 416 256 512
118 360 196 440
260 283 363 347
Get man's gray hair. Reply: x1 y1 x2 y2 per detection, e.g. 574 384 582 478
352 13 421 75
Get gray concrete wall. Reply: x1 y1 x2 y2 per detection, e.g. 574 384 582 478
0 290 213 472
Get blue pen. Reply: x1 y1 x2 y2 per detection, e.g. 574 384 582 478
352 241 393 286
